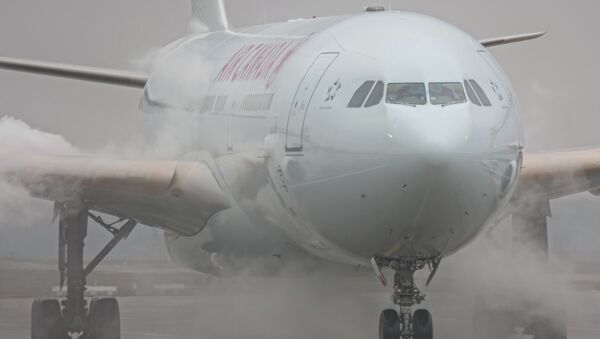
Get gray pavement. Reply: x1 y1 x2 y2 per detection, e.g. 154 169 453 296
1 276 599 339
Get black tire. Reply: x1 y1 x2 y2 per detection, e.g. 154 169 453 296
413 309 433 339
379 309 400 339
88 298 120 339
31 299 65 339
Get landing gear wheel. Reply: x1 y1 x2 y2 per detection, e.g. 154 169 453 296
413 309 433 339
31 299 65 339
88 298 121 339
379 309 400 339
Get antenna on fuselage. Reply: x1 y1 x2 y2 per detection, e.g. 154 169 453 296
263 0 268 24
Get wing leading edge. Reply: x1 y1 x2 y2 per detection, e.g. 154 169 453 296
0 56 147 88
7 156 230 236
479 31 546 48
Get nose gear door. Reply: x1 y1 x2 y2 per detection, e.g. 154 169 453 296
285 53 338 152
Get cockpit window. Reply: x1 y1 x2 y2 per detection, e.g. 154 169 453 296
468 79 491 106
386 83 427 106
429 82 467 105
464 80 482 106
348 81 375 108
364 81 384 107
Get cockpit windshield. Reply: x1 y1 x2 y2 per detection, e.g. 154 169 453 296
386 83 427 106
429 82 467 106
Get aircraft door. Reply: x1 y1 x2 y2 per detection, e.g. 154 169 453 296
285 53 338 151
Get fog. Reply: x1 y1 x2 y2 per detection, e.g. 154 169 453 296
1 1 600 338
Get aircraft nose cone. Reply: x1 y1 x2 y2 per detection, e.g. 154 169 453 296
374 104 520 258
385 104 473 161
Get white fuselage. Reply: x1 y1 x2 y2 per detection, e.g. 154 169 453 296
141 12 523 274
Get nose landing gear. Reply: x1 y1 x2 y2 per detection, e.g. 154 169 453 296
373 257 438 339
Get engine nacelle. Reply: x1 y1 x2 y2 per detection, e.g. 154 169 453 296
163 207 313 277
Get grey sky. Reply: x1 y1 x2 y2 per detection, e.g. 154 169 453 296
0 0 599 259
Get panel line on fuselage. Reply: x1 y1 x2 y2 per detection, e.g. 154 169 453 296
286 164 387 189
384 184 432 256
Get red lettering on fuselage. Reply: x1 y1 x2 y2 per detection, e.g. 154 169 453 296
215 37 310 88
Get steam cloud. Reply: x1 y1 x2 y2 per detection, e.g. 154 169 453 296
0 116 80 230
0 19 215 258
0 116 79 160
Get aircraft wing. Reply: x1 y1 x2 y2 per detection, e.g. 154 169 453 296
504 149 600 257
479 31 546 48
6 156 230 236
0 56 147 88
511 150 600 205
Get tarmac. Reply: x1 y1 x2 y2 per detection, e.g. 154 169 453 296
1 274 600 339
2 251 600 339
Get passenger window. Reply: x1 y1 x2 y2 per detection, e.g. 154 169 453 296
464 80 481 106
429 82 467 105
364 81 384 107
468 80 491 106
348 81 375 108
386 83 427 106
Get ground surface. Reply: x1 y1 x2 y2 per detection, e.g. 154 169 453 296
1 275 599 339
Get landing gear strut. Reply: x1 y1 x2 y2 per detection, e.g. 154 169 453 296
31 205 136 339
373 257 438 339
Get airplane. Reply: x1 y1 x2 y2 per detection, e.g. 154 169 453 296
0 0 594 338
